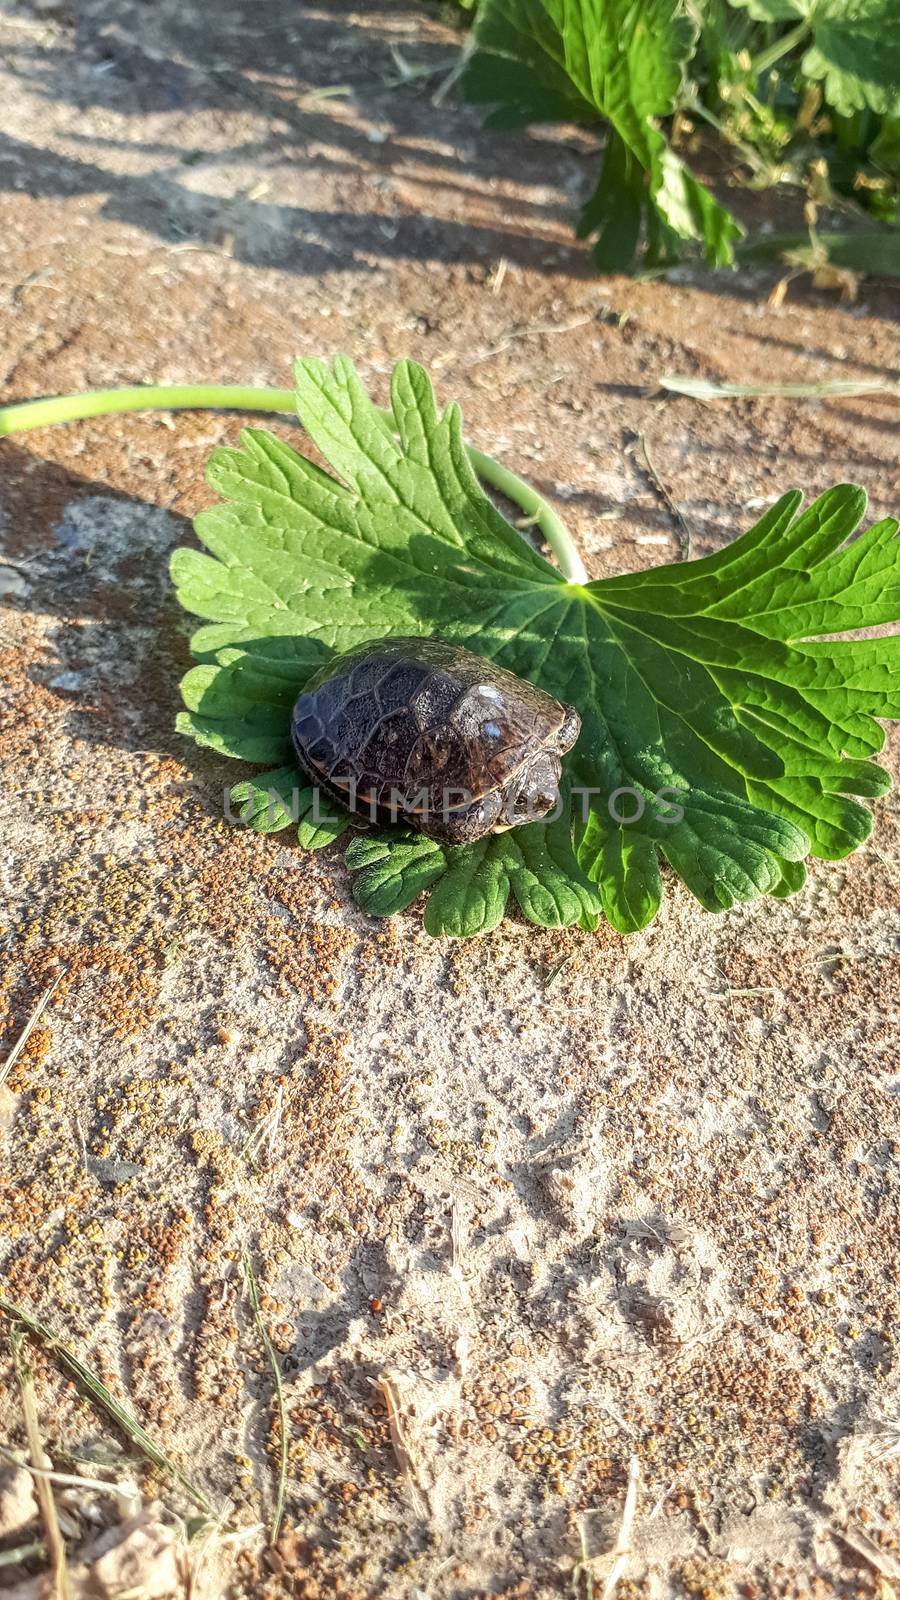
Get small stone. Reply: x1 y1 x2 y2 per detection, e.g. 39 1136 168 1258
0 566 30 597
0 1467 37 1538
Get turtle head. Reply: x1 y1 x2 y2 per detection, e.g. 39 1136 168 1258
497 702 580 829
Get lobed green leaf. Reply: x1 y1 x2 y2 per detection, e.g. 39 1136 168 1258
463 0 743 266
173 356 900 937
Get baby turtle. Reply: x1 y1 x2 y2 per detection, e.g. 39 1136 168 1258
291 636 580 844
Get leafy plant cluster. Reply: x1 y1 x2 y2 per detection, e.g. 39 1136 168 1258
442 0 900 274
173 356 900 938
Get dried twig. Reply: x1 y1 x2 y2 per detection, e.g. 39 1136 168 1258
450 1202 466 1271
0 970 65 1093
0 1296 215 1513
10 1329 71 1600
374 1376 427 1517
242 1254 288 1546
638 433 693 560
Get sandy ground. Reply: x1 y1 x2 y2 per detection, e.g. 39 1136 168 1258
1 2 899 1596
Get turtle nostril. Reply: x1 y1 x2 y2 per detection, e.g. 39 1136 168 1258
512 751 562 820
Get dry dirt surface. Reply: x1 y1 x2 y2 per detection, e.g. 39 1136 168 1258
1 2 900 1597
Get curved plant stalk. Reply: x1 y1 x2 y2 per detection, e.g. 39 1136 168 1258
749 19 809 78
0 382 589 584
0 385 296 436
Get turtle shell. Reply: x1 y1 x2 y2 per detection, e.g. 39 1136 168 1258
291 636 576 826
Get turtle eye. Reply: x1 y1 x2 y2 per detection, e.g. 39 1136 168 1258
512 785 546 819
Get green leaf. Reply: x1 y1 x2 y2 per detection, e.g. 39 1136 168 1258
346 834 449 918
229 765 351 849
348 813 600 937
577 131 645 270
231 764 306 833
771 858 808 897
578 823 663 933
297 787 350 850
730 0 900 116
225 761 349 851
177 653 294 763
463 0 742 266
173 356 900 938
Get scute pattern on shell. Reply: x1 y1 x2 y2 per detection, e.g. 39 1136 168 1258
291 635 570 814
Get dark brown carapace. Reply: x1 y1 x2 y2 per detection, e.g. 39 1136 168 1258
291 636 580 844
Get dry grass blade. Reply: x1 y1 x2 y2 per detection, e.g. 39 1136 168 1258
432 32 473 106
238 1085 283 1170
0 970 65 1093
242 1254 288 1546
543 951 576 988
832 1522 900 1580
10 1329 71 1600
465 311 597 369
575 1455 641 1600
0 1439 140 1501
659 374 900 402
602 1455 641 1600
0 1297 215 1514
572 1517 595 1600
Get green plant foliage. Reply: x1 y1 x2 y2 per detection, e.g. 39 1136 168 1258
453 0 900 269
173 357 899 937
730 0 900 115
464 0 742 265
230 765 350 849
